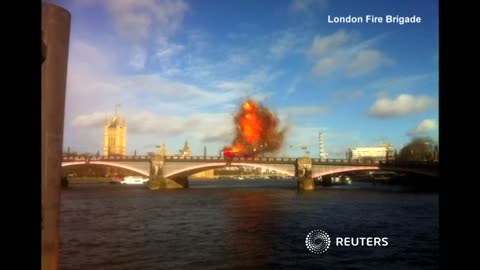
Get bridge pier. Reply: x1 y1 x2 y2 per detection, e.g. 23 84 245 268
147 156 189 189
296 157 315 191
166 176 189 189
147 157 167 190
297 178 316 191
147 176 167 190
148 176 189 189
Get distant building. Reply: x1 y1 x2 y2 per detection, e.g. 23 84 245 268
103 114 127 156
158 143 169 156
179 140 191 157
349 144 394 161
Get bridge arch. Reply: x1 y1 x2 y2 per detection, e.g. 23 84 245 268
62 161 149 176
376 167 438 177
164 162 294 179
313 166 380 178
312 166 437 178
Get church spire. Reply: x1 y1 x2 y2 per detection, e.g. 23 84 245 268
180 140 191 157
115 103 121 116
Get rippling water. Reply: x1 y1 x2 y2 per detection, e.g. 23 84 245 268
60 180 439 269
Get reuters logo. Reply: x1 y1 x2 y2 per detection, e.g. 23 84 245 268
305 229 331 254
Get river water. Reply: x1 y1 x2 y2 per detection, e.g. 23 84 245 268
60 179 439 269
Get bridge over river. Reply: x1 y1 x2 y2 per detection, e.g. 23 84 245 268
62 155 438 190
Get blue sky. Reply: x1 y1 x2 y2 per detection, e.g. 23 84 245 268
51 0 439 158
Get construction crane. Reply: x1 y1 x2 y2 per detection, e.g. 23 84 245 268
289 144 312 157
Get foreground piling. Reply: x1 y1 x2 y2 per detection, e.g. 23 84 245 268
41 3 71 270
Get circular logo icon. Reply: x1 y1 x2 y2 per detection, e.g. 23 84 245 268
305 229 331 254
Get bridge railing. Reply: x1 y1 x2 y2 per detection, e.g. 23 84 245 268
310 159 438 167
161 156 300 163
62 156 89 161
378 160 439 168
311 159 382 165
62 155 436 168
164 156 223 161
62 155 151 161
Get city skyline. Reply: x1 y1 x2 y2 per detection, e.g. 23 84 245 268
55 0 439 158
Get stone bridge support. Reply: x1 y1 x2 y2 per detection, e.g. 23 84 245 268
147 156 166 190
147 156 189 190
296 157 315 191
166 176 190 189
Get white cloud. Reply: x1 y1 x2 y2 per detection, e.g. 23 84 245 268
407 119 437 137
286 76 301 96
289 0 328 13
286 86 296 95
106 0 188 41
201 130 233 144
209 67 285 95
368 94 437 118
66 39 121 100
270 31 298 60
216 81 252 92
312 57 336 76
156 28 300 85
129 46 147 70
115 74 246 108
68 39 116 75
186 29 209 51
72 112 109 128
308 30 349 56
64 40 249 123
347 49 390 76
72 0 98 6
104 0 189 70
308 31 390 77
155 42 184 60
114 9 152 42
224 53 250 66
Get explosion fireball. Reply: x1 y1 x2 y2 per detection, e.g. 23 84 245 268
225 98 286 157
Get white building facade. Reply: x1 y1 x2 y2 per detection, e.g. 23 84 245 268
349 144 394 161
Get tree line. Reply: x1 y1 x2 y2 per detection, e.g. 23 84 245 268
397 137 439 161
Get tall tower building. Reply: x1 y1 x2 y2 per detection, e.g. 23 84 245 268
180 140 191 157
158 143 169 156
103 110 127 156
318 131 327 160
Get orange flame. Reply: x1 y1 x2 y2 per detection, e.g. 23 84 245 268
230 98 286 156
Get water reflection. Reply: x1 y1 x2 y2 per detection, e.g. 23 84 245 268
224 192 275 268
60 180 438 270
